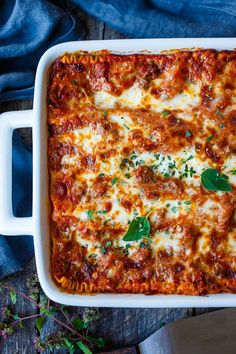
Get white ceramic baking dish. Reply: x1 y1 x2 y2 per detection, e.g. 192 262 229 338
0 38 236 307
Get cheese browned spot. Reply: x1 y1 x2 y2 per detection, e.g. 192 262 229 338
48 49 236 295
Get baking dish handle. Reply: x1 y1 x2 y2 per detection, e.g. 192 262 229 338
0 110 33 236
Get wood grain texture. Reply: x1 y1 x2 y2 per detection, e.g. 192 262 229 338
0 259 37 354
0 6 214 354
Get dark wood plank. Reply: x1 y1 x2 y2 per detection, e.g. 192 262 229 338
0 259 37 354
90 308 192 349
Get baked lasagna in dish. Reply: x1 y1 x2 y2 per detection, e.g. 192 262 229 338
48 49 236 295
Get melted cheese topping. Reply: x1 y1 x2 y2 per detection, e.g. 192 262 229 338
48 49 236 295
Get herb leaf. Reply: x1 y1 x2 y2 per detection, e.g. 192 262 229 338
185 130 192 138
201 168 232 192
76 341 93 354
86 210 94 219
112 177 118 185
9 291 17 305
161 111 169 116
35 316 45 333
73 317 86 331
123 217 150 241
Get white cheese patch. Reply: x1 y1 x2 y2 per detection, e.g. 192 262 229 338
151 226 184 254
223 155 236 186
94 81 201 115
149 82 201 114
73 127 103 153
95 83 144 109
61 154 78 166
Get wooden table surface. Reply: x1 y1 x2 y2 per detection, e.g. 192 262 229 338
0 6 219 354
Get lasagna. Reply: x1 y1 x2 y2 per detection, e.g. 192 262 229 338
48 49 236 295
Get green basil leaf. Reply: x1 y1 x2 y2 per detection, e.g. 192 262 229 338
201 168 232 192
123 217 150 241
35 316 45 333
76 341 93 354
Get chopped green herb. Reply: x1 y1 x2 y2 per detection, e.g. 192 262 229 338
98 173 105 177
103 219 111 225
201 168 232 192
184 200 191 205
135 159 145 166
123 124 130 130
163 172 170 178
105 240 112 248
207 135 214 142
186 155 194 162
97 210 108 214
168 161 177 170
189 166 196 177
171 206 178 214
166 203 170 208
164 230 170 235
185 130 192 138
88 254 97 259
104 111 107 116
112 177 118 185
219 123 225 129
100 247 106 254
208 84 213 90
177 201 181 206
123 216 150 242
216 110 224 118
71 79 77 85
230 169 236 175
194 113 198 117
120 158 134 169
125 173 131 179
161 111 169 116
86 210 93 219
139 239 152 248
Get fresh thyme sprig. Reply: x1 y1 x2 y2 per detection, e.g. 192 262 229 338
0 276 105 353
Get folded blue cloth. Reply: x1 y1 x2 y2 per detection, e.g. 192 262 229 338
1 0 236 279
0 0 85 104
0 0 84 278
75 0 236 38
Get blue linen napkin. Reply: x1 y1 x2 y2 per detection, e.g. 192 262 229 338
75 0 236 38
1 0 236 279
0 0 84 279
